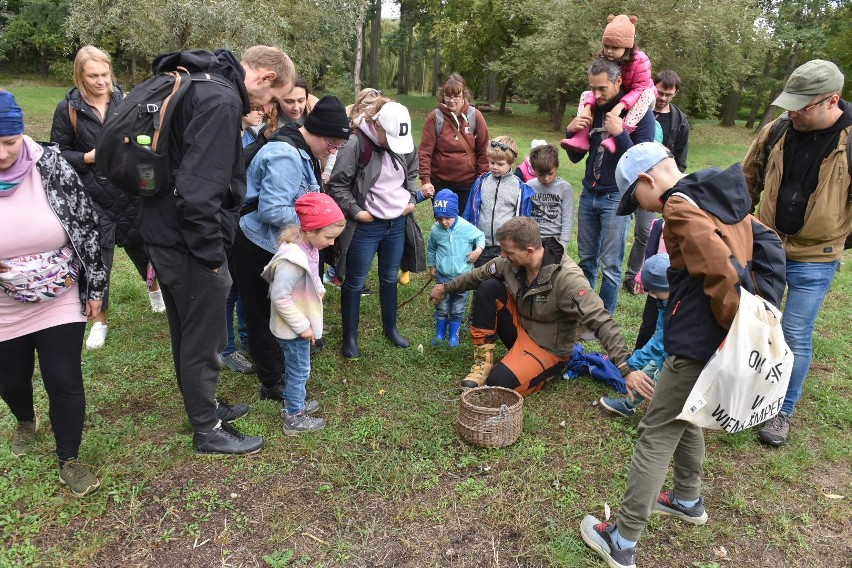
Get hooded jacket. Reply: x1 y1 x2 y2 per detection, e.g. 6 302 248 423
50 86 143 248
743 100 852 262
262 242 325 340
418 101 490 187
138 49 249 269
661 164 785 362
462 172 535 238
656 102 690 173
444 237 630 363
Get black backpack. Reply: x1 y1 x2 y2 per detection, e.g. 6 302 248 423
95 67 233 197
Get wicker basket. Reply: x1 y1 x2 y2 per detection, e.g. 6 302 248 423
456 386 524 448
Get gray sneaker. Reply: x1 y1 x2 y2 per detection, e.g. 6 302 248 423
758 412 791 446
579 515 637 568
654 489 708 525
11 415 39 456
280 399 320 417
282 412 326 435
221 351 255 374
59 459 100 497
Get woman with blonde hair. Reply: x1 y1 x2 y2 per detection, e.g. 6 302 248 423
50 45 164 350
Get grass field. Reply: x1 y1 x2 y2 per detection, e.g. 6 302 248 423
1 81 850 567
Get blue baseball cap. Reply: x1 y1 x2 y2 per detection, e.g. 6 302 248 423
615 142 673 216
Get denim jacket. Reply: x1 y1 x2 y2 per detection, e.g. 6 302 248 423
240 140 320 253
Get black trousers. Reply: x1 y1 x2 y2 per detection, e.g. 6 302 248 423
146 245 230 432
229 230 284 388
0 322 86 462
100 241 150 311
635 294 658 350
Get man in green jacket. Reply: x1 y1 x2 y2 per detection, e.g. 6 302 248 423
429 216 633 395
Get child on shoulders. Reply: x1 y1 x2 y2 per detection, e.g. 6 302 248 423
263 193 346 435
463 135 534 266
428 189 485 347
526 143 574 249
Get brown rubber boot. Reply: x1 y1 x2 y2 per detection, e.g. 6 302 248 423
461 343 496 388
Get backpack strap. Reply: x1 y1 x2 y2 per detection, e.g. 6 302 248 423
434 109 444 137
68 102 77 135
466 106 477 135
755 114 790 193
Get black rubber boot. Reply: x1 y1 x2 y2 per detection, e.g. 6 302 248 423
340 287 361 359
380 282 409 348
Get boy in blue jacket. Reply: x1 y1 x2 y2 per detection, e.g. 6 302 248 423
427 189 485 346
598 253 669 417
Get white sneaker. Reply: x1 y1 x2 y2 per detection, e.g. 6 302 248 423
148 289 166 313
85 322 109 349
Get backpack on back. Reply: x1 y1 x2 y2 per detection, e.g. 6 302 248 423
95 68 232 197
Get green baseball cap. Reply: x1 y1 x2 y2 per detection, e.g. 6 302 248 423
772 59 844 111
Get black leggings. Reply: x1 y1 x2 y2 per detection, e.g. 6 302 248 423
0 322 87 463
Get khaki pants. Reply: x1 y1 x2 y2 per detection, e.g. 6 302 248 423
617 355 706 542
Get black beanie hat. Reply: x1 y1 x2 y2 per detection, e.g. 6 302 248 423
304 96 351 139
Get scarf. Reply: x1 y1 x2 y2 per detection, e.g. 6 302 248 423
0 137 34 196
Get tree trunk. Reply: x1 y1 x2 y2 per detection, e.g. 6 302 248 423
399 24 413 95
431 42 441 97
720 86 742 127
551 92 570 131
369 0 381 88
746 52 774 129
131 54 138 87
537 97 549 113
499 77 513 114
353 2 368 94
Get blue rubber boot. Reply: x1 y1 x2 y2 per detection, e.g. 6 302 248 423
431 318 448 345
447 321 462 347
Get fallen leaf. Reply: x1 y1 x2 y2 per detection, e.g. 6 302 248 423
604 502 611 521
378 389 386 396
822 492 845 500
559 420 566 427
714 545 728 558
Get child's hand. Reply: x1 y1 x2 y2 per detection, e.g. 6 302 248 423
611 102 625 116
467 247 482 264
429 266 436 277
300 327 315 345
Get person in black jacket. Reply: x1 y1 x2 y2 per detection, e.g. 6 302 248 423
140 46 295 456
50 46 165 351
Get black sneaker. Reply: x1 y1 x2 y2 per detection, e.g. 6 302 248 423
361 287 373 297
215 399 249 423
194 421 264 456
259 380 286 402
579 515 637 568
654 489 708 525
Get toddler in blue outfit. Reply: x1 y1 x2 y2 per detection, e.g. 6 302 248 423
427 189 485 346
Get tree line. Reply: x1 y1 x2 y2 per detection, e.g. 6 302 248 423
1 0 849 130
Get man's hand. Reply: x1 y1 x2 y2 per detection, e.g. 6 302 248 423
566 113 592 134
604 111 624 137
625 370 655 402
429 283 447 306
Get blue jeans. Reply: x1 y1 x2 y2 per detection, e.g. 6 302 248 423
278 337 311 416
780 259 840 416
343 217 406 293
434 272 469 322
577 190 630 314
223 261 248 356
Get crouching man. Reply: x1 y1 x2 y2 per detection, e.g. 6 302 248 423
429 216 631 395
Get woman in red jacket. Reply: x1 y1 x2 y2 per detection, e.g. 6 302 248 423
418 73 490 213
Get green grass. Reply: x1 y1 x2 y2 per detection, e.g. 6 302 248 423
2 83 850 567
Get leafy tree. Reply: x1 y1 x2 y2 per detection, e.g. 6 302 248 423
0 0 70 75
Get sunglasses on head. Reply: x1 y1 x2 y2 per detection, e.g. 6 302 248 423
490 140 517 157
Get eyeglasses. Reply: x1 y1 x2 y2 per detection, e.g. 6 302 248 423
443 94 463 102
324 138 346 150
490 140 517 157
656 90 677 99
368 89 383 97
793 95 833 114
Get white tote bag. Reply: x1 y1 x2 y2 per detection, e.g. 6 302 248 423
677 288 793 432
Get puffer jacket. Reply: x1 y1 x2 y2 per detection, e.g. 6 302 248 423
50 86 143 248
444 237 631 364
34 139 108 311
584 49 653 110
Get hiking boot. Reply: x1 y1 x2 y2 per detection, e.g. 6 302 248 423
757 412 791 446
11 415 39 457
281 399 320 417
579 515 637 568
282 412 326 435
460 343 495 389
59 459 100 497
260 380 286 402
599 397 636 418
221 351 255 374
85 322 108 349
194 421 264 456
215 399 249 423
148 289 166 313
654 489 708 525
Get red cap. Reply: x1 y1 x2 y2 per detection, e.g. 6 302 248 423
295 192 345 231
